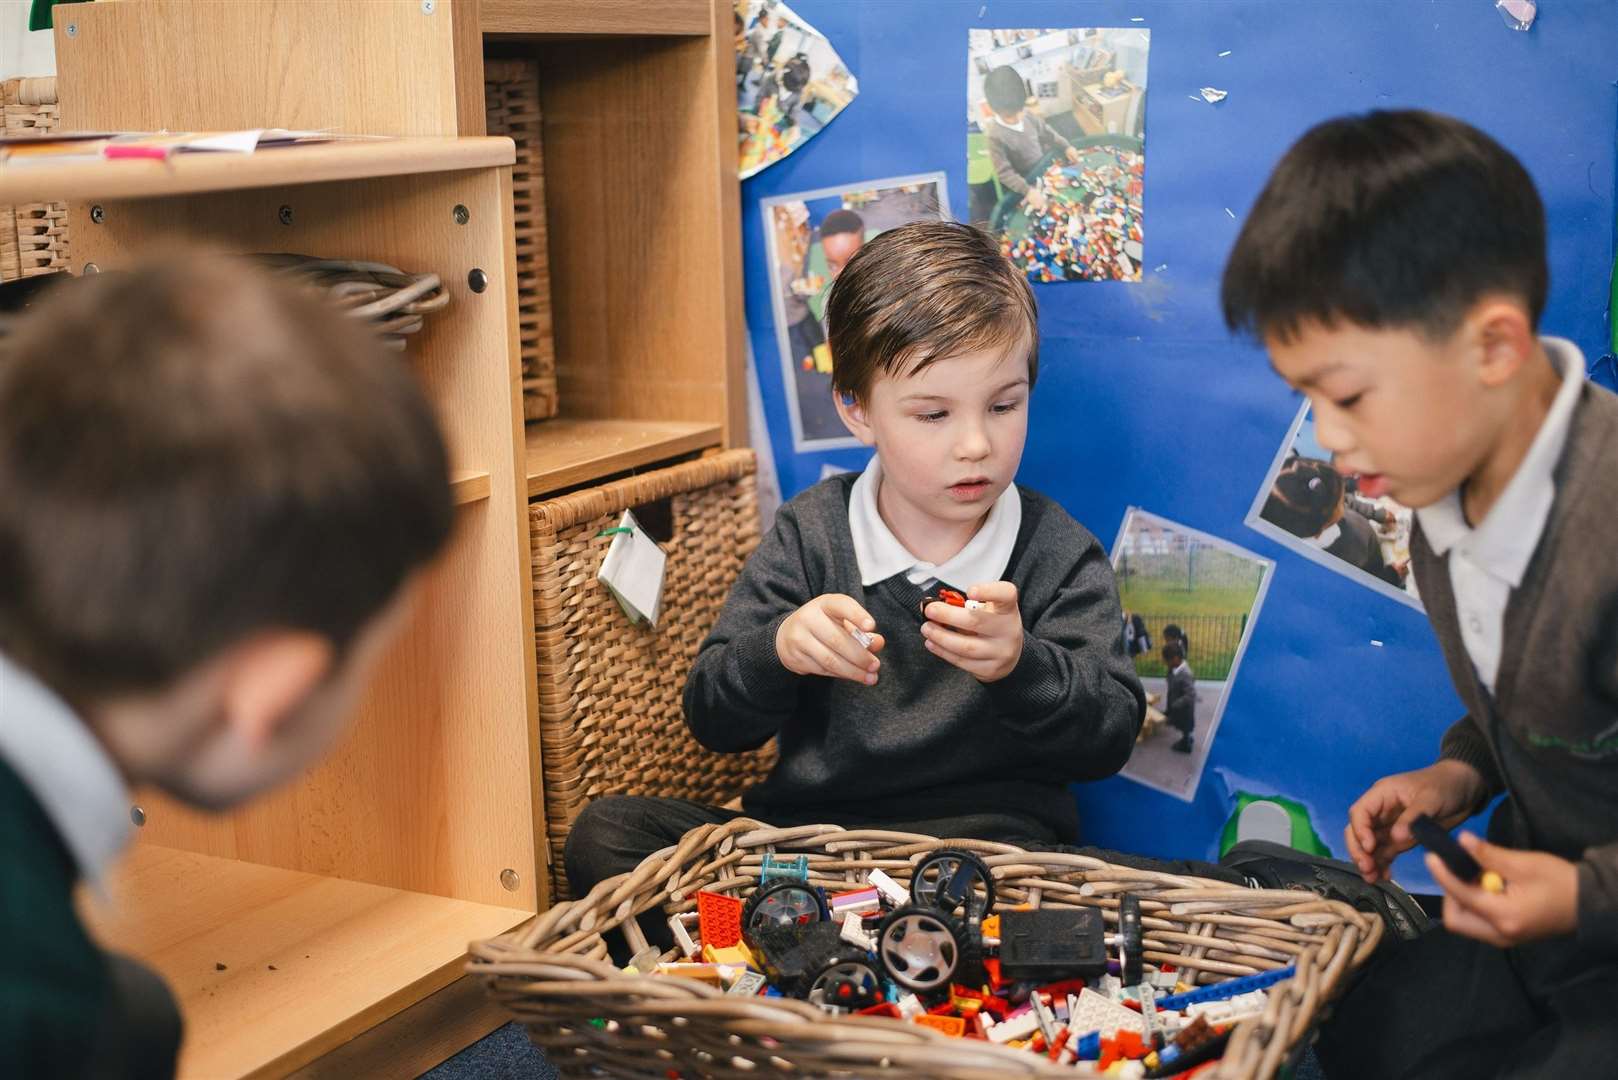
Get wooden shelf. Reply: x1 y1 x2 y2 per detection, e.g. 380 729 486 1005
0 136 515 203
77 845 531 1080
449 470 492 506
525 417 722 497
482 0 710 37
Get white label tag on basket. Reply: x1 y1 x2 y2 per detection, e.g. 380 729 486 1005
597 509 666 627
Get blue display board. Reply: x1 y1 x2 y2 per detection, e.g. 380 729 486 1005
740 0 1618 890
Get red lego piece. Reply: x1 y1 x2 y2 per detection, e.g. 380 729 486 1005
1098 1036 1121 1070
857 1002 903 1020
1115 1030 1147 1059
696 890 743 949
1037 978 1088 1002
927 999 958 1016
983 956 1004 991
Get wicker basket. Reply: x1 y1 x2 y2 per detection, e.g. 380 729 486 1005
531 450 777 898
470 820 1383 1079
1 77 71 282
485 58 558 421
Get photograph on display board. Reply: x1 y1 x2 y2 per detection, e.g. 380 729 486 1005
761 173 950 450
1111 508 1273 802
966 27 1149 283
734 0 859 179
1246 403 1423 611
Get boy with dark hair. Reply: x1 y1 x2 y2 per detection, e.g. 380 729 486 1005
566 220 1146 922
1161 642 1195 754
818 208 866 279
1223 109 1618 1076
0 260 453 1075
980 64 1082 214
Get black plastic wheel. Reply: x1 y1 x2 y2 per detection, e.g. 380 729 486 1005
910 849 996 922
742 879 828 942
1119 892 1143 987
804 958 884 1011
875 904 980 995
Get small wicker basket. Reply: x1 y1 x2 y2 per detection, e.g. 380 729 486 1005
1 76 71 282
485 58 558 421
470 820 1382 1079
530 450 777 899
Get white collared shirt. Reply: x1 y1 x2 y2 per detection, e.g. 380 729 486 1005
848 456 1022 589
995 114 1027 134
1415 337 1586 693
0 651 132 882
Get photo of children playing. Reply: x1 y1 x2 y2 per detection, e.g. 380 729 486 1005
762 174 949 448
1248 403 1422 610
967 27 1149 282
1112 508 1272 800
734 0 858 179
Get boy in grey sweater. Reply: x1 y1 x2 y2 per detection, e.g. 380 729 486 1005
981 65 1082 215
565 222 1146 913
1224 109 1618 1078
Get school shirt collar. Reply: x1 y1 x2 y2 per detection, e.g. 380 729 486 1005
1416 336 1585 587
0 651 131 882
1172 661 1189 676
848 455 1022 588
1310 523 1343 550
995 114 1026 134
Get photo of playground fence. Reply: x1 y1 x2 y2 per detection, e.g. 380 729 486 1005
1116 534 1265 680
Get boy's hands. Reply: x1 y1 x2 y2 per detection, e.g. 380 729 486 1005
920 581 1023 683
1025 187 1049 214
776 594 885 685
1345 759 1490 883
1064 146 1083 164
1428 834 1579 947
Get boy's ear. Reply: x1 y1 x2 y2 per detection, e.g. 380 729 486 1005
833 388 877 446
219 632 335 750
1470 297 1537 389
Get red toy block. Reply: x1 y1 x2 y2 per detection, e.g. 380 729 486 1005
1098 1036 1121 1070
857 1002 903 1020
982 957 1004 990
696 890 743 949
1115 1030 1147 1059
1037 978 1088 1002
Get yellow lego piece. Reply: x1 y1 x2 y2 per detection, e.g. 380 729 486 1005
812 342 833 374
702 943 758 969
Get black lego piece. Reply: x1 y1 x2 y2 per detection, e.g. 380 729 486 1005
998 907 1107 981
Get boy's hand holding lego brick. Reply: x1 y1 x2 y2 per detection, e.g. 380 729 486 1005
775 594 886 685
1427 832 1578 947
920 580 1024 683
1345 759 1490 883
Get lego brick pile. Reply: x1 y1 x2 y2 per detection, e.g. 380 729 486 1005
619 850 1295 1078
1001 149 1146 283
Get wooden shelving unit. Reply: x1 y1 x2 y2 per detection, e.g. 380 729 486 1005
25 0 746 1074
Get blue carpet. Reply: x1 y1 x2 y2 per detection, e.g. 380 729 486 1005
423 1022 556 1079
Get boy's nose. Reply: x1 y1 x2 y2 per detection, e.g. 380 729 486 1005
955 425 991 461
1311 406 1355 455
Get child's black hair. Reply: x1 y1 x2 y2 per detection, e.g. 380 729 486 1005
983 65 1028 116
820 208 864 238
1222 110 1547 343
1262 456 1345 539
781 55 811 94
1163 624 1184 642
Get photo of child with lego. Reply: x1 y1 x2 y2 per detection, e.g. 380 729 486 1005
735 0 858 180
1246 403 1423 611
967 27 1149 283
761 174 950 449
1111 508 1273 801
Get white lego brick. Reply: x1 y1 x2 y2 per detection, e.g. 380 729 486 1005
839 911 876 952
897 992 925 1019
867 868 910 908
987 1006 1042 1044
1187 989 1268 1025
1065 987 1145 1039
669 913 701 958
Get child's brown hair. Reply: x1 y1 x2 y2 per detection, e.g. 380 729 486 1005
825 220 1038 402
0 258 453 702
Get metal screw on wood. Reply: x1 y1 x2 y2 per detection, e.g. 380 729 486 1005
90 205 105 224
453 204 470 225
65 23 76 37
83 263 100 275
468 268 488 293
278 205 294 226
500 869 520 891
131 806 146 827
421 0 435 13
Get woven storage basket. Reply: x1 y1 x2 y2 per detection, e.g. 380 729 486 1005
1 76 71 282
485 58 558 421
471 820 1383 1079
530 450 777 898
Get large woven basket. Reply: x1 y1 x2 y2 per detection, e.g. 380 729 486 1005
485 58 558 421
1 77 71 282
470 820 1382 1079
530 450 777 898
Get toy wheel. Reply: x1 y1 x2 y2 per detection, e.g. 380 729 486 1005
1118 892 1143 987
805 958 883 1011
742 879 828 939
911 849 996 922
876 905 979 995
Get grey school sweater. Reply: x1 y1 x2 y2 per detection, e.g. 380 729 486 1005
1414 381 1618 953
682 475 1145 842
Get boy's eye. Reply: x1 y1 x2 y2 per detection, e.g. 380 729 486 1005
915 411 947 423
1334 393 1364 409
991 399 1022 415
